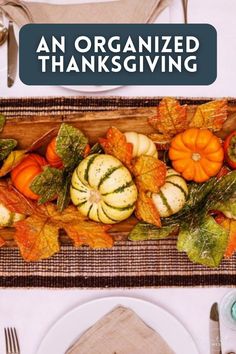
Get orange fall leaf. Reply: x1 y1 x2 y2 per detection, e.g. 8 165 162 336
132 155 166 193
58 205 113 248
14 204 113 262
15 212 60 262
189 99 228 131
65 221 113 248
215 214 236 258
99 127 133 169
135 192 161 228
221 218 236 258
148 97 188 140
148 98 228 143
0 180 35 215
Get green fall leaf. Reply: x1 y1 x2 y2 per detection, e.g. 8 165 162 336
177 215 229 268
214 193 236 220
0 139 17 161
128 222 178 241
57 171 72 212
30 166 63 204
205 171 236 211
56 123 88 170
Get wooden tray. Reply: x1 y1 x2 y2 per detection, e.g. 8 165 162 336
0 98 235 247
0 96 235 289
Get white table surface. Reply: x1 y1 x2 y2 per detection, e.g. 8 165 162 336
0 1 236 354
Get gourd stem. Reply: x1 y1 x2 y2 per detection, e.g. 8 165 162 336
89 190 101 203
192 152 201 161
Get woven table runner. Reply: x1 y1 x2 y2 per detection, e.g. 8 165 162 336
0 96 235 289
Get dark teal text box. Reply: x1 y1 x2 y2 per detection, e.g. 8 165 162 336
19 24 217 86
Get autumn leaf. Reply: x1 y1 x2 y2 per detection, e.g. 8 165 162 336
15 211 60 262
148 97 188 140
64 221 113 248
190 99 227 131
0 150 27 177
0 180 35 215
56 172 72 212
14 204 113 261
132 155 166 193
129 222 177 241
99 127 133 169
148 98 228 143
0 139 17 161
55 205 113 248
30 166 72 212
216 217 236 258
30 166 63 204
223 219 236 258
52 204 85 223
135 192 161 227
56 123 88 170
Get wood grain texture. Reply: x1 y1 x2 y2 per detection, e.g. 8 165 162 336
1 108 156 148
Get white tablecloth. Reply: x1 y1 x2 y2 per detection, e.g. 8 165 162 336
0 288 235 354
0 1 236 353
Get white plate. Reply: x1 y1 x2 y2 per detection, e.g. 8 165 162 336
62 85 122 93
36 296 199 354
61 0 185 93
4 0 185 92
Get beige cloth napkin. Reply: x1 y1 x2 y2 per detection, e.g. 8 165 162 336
0 0 171 26
66 306 175 354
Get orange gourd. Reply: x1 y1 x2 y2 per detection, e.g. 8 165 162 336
169 128 224 183
46 137 63 169
11 154 47 200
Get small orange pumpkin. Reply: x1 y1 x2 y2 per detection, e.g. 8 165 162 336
46 137 63 169
11 154 47 200
169 128 224 183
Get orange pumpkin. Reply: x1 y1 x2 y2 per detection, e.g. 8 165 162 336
11 154 47 200
46 137 63 168
169 128 224 183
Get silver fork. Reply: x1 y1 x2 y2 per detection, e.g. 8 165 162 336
4 327 20 354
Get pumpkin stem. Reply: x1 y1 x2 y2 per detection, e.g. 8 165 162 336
89 190 101 204
192 152 201 162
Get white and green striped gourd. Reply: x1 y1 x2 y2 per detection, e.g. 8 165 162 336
124 131 158 158
70 154 138 224
152 168 188 217
0 203 25 227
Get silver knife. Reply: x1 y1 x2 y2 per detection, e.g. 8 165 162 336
7 20 18 87
210 303 222 354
